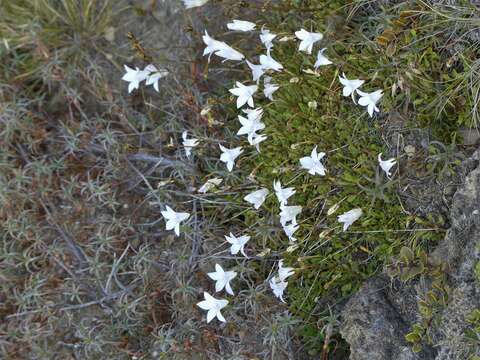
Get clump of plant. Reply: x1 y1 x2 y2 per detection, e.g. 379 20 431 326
192 0 480 355
387 246 450 352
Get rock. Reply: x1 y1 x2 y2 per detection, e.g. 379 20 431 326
341 149 480 359
340 276 420 360
458 128 480 146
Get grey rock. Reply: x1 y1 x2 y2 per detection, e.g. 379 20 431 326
340 276 420 360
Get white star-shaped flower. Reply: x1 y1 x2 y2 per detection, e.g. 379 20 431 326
260 26 276 52
215 42 245 62
227 20 256 32
229 82 258 108
198 177 223 193
244 188 269 209
259 53 283 72
196 292 228 323
207 264 237 295
314 48 333 69
269 276 288 302
300 146 327 176
273 180 296 206
279 204 302 227
246 60 265 83
378 153 396 178
182 131 199 158
294 29 323 54
282 222 299 242
357 89 383 117
144 64 168 92
339 73 365 101
183 0 209 8
251 134 267 152
264 81 279 101
278 260 294 281
202 31 226 62
225 232 250 257
337 208 362 231
122 65 148 94
219 144 243 172
160 205 190 236
243 107 263 120
237 114 265 143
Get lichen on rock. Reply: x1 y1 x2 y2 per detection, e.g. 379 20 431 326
341 150 480 359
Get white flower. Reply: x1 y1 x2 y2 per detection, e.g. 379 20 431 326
219 144 243 172
357 89 383 117
378 153 396 178
122 65 148 94
207 264 237 295
144 64 168 92
273 180 295 206
239 107 267 151
282 222 299 242
229 82 258 108
300 146 327 176
202 31 244 62
251 134 267 152
269 276 288 302
198 178 223 193
182 131 199 158
215 43 245 62
279 204 302 226
243 106 263 120
339 73 365 101
294 29 323 54
278 260 294 281
314 48 333 69
225 232 250 257
259 53 283 72
202 31 225 61
227 19 256 32
337 208 363 231
161 205 190 236
260 27 276 52
246 60 265 83
264 81 279 100
183 0 209 8
196 292 228 323
244 188 269 209
237 114 265 143
264 83 279 101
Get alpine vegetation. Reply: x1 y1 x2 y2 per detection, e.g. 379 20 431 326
7 0 468 357
122 11 395 328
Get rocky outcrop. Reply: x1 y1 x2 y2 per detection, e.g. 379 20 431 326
341 150 480 359
340 276 421 360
